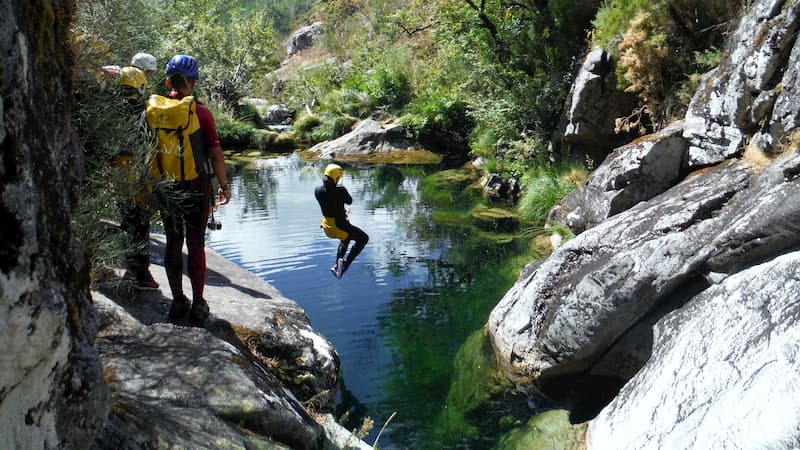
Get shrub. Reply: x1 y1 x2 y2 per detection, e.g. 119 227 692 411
590 0 653 50
293 111 322 140
617 12 669 124
400 89 471 144
327 88 374 118
517 163 586 225
309 113 357 142
366 64 412 111
215 112 258 148
233 102 265 129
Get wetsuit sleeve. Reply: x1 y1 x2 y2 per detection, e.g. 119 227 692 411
196 104 221 149
315 186 327 214
338 186 353 205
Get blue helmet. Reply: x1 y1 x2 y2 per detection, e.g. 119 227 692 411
165 54 199 79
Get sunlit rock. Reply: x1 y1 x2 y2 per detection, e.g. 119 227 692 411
90 236 366 449
309 119 442 164
587 250 800 449
552 47 638 162
683 0 800 166
286 21 323 56
549 121 687 233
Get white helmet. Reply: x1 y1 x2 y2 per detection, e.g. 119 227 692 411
130 52 157 72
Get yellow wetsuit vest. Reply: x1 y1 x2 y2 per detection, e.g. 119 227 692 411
321 216 349 240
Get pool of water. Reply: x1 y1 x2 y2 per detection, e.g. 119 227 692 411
206 153 528 448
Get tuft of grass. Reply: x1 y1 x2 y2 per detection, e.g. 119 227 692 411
216 114 258 148
517 163 586 225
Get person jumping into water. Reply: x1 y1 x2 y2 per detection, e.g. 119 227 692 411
314 163 369 278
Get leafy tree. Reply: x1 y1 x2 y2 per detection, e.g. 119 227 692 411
160 0 282 107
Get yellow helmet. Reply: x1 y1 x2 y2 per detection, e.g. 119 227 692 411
117 66 147 95
324 163 344 183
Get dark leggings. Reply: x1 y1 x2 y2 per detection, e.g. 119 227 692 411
119 201 151 279
336 222 369 270
157 180 210 301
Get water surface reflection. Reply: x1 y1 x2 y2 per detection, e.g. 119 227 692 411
207 153 526 448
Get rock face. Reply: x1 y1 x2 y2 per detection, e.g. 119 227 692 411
489 0 800 446
551 47 638 162
309 118 441 163
0 1 110 448
92 236 368 449
286 21 324 56
684 0 800 166
587 250 800 449
549 121 688 233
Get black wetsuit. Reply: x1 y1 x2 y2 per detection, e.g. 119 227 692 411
314 178 369 272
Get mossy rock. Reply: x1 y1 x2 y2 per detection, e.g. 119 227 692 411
253 129 297 153
493 410 587 450
421 167 481 207
470 206 519 232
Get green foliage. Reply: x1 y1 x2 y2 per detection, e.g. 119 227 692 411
73 0 166 69
214 111 259 148
292 109 356 143
365 64 412 110
232 102 266 128
279 60 345 113
309 113 357 142
400 88 471 143
70 74 153 283
293 110 322 136
517 162 587 225
590 0 654 49
592 0 745 126
326 88 374 118
247 0 316 34
159 1 281 106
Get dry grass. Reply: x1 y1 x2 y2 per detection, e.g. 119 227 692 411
742 140 773 173
618 13 668 126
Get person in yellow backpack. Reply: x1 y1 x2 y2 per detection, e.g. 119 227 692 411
147 54 231 322
114 66 160 291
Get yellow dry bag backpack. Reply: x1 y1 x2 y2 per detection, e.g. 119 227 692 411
145 95 206 182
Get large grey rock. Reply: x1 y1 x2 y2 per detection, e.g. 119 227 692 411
549 121 687 233
92 236 369 449
0 1 110 448
683 0 800 166
309 119 423 159
92 293 321 449
286 21 323 56
489 148 800 383
116 236 340 408
754 19 800 153
554 47 638 160
587 250 800 449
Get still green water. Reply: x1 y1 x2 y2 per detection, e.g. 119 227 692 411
206 153 533 449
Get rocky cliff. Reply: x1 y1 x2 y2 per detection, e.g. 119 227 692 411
0 0 109 447
488 0 800 446
0 2 366 448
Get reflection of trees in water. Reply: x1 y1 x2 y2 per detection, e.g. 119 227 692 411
376 221 527 449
